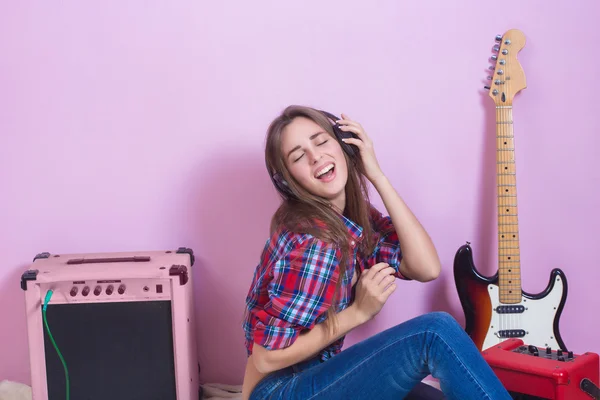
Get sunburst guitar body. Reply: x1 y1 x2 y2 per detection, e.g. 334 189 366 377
453 29 569 352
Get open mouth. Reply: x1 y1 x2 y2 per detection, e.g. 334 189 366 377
315 163 335 181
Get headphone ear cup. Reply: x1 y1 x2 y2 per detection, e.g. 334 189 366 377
332 124 359 159
319 109 360 159
272 172 294 199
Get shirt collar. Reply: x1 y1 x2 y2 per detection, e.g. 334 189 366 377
338 213 364 244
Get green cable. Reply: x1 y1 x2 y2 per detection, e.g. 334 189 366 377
42 290 70 400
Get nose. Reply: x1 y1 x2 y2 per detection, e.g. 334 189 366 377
306 148 322 164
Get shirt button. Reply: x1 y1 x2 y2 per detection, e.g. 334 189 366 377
351 240 355 246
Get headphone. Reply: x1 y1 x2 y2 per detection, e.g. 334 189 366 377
267 110 361 200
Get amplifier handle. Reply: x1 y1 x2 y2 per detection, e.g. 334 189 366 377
67 256 151 265
581 378 599 400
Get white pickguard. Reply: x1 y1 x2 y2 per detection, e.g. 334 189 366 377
482 275 565 351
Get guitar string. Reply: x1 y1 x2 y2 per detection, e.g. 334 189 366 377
504 55 511 334
497 100 502 336
504 49 520 335
500 92 506 335
498 75 505 335
506 52 520 335
499 48 508 335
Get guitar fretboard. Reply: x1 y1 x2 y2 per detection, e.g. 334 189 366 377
496 105 522 304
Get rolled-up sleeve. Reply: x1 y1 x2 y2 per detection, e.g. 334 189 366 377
368 206 410 280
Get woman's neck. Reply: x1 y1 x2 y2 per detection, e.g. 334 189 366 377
330 192 346 214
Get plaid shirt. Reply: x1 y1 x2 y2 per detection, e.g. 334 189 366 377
242 206 409 362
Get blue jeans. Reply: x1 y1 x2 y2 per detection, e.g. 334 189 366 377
249 312 512 399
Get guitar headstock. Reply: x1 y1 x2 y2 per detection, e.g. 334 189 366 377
484 29 527 106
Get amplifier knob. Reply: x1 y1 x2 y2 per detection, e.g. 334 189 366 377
94 286 102 296
106 285 114 295
568 351 574 359
557 349 563 356
82 286 90 296
546 347 552 354
70 287 78 297
528 345 538 353
118 284 126 295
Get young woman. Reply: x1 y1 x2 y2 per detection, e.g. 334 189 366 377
241 105 511 399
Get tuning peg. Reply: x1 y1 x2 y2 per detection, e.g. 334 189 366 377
495 34 502 42
484 85 491 90
491 55 498 61
487 76 492 80
493 45 500 52
489 66 495 70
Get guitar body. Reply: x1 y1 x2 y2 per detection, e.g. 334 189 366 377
454 242 568 351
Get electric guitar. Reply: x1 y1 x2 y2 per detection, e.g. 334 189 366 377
453 29 569 352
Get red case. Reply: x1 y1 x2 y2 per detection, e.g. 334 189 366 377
482 339 599 399
21 248 199 400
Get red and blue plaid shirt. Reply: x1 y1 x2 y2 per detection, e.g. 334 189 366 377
242 205 409 362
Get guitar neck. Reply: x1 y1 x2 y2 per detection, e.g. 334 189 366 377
496 105 522 304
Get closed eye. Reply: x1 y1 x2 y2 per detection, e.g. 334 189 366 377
317 140 328 146
293 153 304 162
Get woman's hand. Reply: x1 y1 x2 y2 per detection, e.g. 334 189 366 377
337 113 385 183
351 262 397 323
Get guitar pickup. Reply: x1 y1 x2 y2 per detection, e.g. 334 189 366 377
496 305 525 314
497 329 526 338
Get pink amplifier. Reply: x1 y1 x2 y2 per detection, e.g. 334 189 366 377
21 247 199 400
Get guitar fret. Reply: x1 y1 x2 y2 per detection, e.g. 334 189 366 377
497 135 514 138
498 173 516 175
496 121 513 124
496 106 512 109
497 148 515 151
498 214 518 216
498 184 516 186
499 194 517 197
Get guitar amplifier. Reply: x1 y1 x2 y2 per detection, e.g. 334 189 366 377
21 248 199 400
482 339 599 400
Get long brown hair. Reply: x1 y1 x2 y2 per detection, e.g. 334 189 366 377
265 105 377 333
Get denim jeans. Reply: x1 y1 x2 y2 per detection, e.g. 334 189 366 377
249 312 512 400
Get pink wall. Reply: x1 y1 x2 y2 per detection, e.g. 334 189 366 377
1 1 598 386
